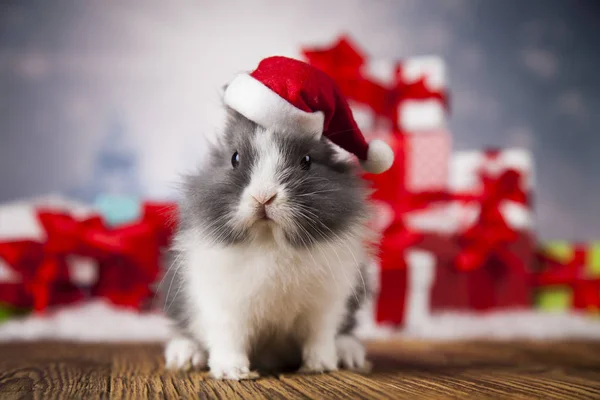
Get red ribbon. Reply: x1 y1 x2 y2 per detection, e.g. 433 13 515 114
0 239 76 311
452 166 530 273
534 245 600 310
0 202 178 312
452 150 530 273
374 185 450 324
378 222 424 270
302 35 449 129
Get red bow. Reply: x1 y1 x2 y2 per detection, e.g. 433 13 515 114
0 237 83 312
535 246 600 310
0 203 178 312
452 167 530 273
302 35 449 129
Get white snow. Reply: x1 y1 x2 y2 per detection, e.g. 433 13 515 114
0 301 599 343
399 310 600 341
0 300 173 342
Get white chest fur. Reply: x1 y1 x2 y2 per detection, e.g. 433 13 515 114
165 219 377 379
176 229 367 345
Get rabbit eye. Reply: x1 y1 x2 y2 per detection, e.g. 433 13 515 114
231 151 240 168
300 155 311 170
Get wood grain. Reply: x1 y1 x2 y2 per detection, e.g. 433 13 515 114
1 340 599 399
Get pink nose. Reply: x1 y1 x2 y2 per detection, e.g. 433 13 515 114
252 192 277 206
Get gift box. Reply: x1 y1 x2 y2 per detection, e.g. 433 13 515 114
534 242 600 314
302 36 537 329
379 147 536 326
302 35 451 199
449 148 534 232
431 233 533 311
417 148 535 315
0 195 94 312
302 35 449 134
302 36 456 327
388 228 534 328
0 194 178 314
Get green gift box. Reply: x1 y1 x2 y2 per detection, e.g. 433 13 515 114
0 303 30 324
535 241 600 313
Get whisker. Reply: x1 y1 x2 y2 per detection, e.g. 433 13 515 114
290 203 366 302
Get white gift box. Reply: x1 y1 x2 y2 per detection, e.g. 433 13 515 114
354 56 448 133
404 148 534 235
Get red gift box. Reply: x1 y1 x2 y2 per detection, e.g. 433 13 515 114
302 35 456 327
0 200 178 313
403 150 535 323
376 148 536 326
422 232 533 313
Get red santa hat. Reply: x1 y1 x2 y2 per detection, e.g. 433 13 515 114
223 56 394 174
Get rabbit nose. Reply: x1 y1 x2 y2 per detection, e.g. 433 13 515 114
252 192 277 206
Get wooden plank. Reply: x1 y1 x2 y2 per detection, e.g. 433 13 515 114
0 341 599 399
0 342 111 400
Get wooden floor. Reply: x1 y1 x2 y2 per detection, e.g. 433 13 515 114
1 340 599 399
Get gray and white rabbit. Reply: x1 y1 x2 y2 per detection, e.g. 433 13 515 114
162 107 380 380
161 55 395 380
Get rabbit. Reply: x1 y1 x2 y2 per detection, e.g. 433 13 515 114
162 106 379 380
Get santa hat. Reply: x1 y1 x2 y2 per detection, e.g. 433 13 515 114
223 56 394 174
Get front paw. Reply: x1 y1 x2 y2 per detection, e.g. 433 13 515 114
336 335 370 371
299 344 338 374
165 336 207 371
209 355 259 381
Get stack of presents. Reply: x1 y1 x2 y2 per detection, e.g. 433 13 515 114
301 36 600 330
0 36 598 329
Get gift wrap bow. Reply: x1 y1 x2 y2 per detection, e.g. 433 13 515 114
0 239 67 311
452 167 530 273
0 203 177 311
302 35 449 127
535 246 600 310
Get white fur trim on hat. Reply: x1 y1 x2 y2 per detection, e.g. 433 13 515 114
360 139 394 174
223 73 325 138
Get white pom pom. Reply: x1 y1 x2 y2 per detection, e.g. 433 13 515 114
360 139 394 174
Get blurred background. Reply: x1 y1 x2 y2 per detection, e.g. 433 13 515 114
1 0 599 241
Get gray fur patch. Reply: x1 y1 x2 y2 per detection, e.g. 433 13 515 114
337 262 372 336
161 249 191 333
178 108 258 244
179 107 369 248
